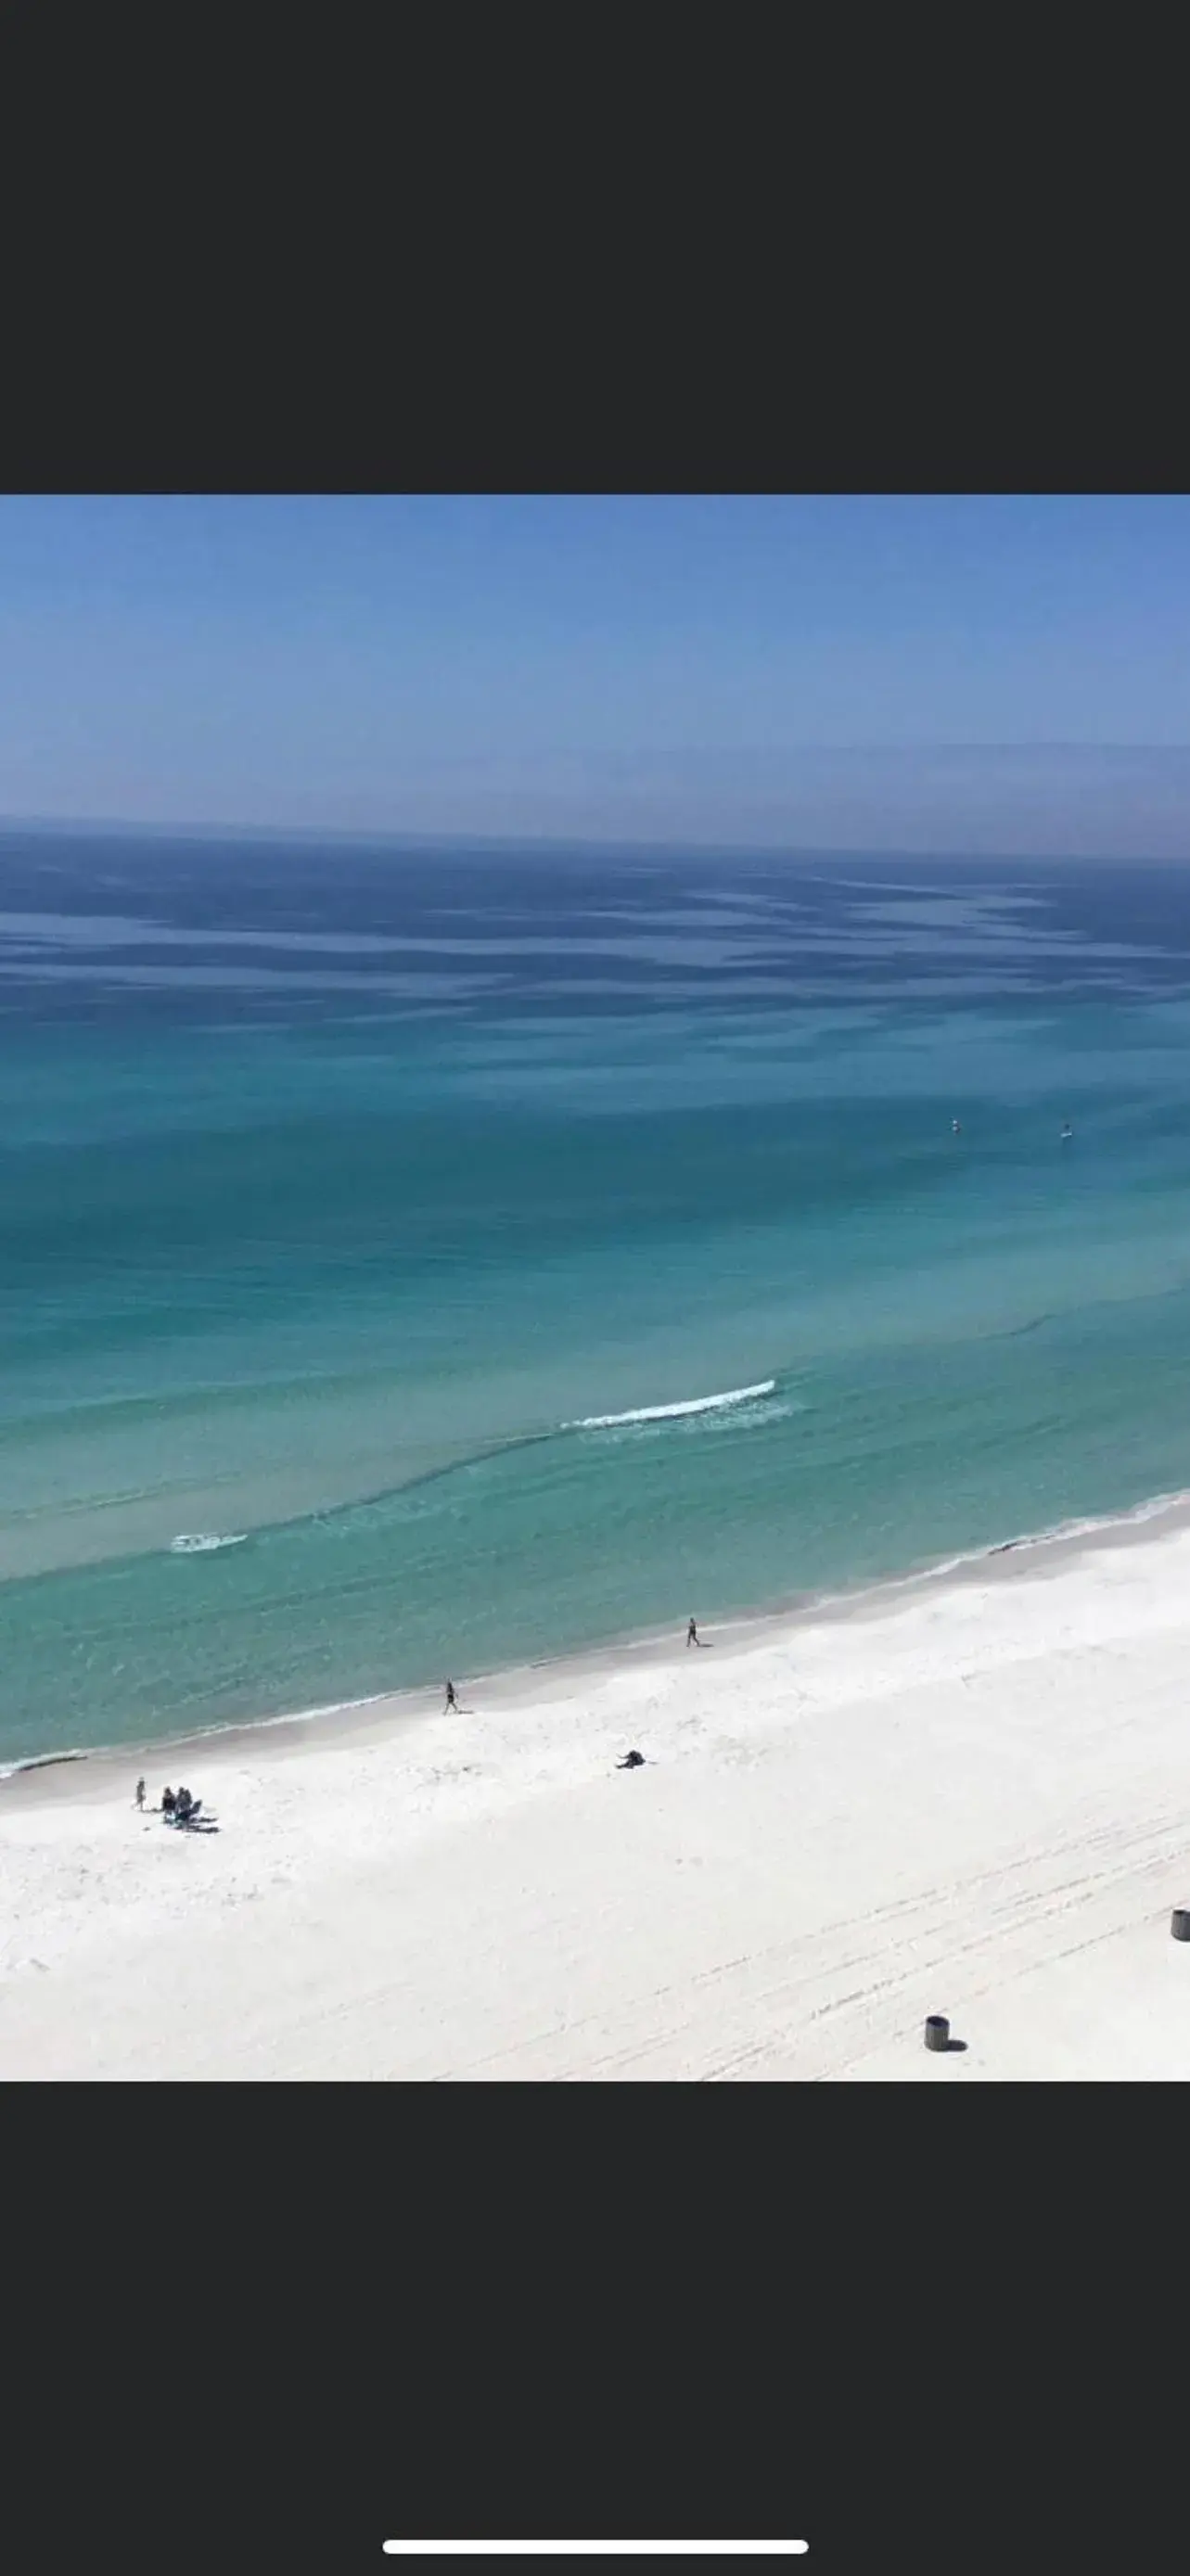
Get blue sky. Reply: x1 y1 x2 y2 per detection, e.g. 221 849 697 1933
2 494 1189 850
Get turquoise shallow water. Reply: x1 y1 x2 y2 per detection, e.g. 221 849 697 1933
5 828 1190 1764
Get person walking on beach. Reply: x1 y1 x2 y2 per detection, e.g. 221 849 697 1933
443 1678 457 1712
134 1778 146 1810
686 1616 700 1648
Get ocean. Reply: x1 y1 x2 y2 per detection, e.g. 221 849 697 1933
5 825 1190 1767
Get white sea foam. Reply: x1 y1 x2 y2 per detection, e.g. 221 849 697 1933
567 1380 776 1432
0 1749 87 1780
906 1486 1190 1588
169 1532 249 1555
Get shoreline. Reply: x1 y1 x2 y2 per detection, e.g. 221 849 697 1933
5 1475 1189 1807
6 1462 1190 2077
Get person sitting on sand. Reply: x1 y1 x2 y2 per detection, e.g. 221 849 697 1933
176 1789 192 1822
443 1679 457 1712
616 1749 646 1769
134 1779 146 1810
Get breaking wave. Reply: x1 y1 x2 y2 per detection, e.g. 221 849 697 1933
566 1380 776 1432
169 1532 249 1555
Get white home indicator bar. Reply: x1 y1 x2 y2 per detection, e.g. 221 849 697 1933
382 2547 809 2558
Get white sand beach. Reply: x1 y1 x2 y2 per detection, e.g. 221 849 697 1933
4 1507 1190 2081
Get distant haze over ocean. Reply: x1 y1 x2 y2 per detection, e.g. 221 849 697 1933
7 745 1190 858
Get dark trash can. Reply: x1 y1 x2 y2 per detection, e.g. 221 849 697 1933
1171 1908 1190 1943
924 2014 951 2051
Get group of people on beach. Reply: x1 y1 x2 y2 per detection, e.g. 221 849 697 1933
134 1778 203 1828
161 1786 201 1826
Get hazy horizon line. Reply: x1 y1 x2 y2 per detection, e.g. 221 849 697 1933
4 807 1190 869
